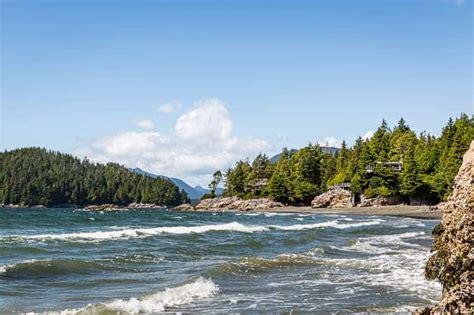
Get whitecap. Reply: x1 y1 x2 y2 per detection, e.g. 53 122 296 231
34 277 219 314
271 219 383 231
5 222 268 243
4 219 383 244
102 277 219 313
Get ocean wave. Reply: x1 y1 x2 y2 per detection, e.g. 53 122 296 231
205 254 322 276
0 258 124 278
309 231 440 302
270 219 383 231
52 277 219 314
3 222 267 243
3 219 383 243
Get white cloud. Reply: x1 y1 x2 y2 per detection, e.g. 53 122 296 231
157 101 182 114
361 130 374 140
136 119 155 130
317 137 342 148
76 99 269 186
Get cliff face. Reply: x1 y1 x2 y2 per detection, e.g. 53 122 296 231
425 141 473 313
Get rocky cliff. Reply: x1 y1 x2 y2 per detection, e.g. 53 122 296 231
424 140 473 313
311 187 352 208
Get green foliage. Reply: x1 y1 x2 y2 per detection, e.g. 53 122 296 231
216 113 473 206
200 193 215 200
221 144 335 205
223 160 251 196
0 148 189 207
208 170 223 196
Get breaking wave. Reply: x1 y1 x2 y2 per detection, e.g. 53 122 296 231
2 219 383 243
55 277 219 314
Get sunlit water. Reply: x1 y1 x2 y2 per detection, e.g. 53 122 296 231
0 208 441 313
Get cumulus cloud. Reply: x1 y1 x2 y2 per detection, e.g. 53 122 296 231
157 101 182 114
76 99 269 186
361 130 374 140
317 137 342 148
136 119 155 130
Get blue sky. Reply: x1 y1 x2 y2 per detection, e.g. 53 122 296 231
1 0 472 185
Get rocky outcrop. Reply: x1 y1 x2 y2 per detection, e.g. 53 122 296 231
84 204 127 211
311 188 352 208
359 195 402 207
127 203 163 209
424 141 473 313
194 197 284 211
172 203 194 211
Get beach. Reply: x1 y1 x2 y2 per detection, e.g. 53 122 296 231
264 205 442 220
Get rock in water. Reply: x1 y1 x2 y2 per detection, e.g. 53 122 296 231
424 140 474 313
311 187 352 208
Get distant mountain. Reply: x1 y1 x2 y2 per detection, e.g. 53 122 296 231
270 149 298 163
130 168 222 200
270 146 340 163
194 185 224 196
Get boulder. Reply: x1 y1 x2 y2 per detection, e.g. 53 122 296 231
311 187 352 208
424 141 473 314
359 195 401 207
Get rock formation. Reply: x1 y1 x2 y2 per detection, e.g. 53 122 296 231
359 195 402 207
311 187 352 208
172 203 194 211
193 197 284 211
127 203 163 209
424 140 473 313
84 204 127 211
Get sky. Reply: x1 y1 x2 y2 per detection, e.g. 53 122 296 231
1 0 472 186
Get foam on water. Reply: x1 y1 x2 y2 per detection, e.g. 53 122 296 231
102 277 219 313
315 231 441 304
3 219 383 243
271 219 383 231
63 277 218 314
4 222 267 243
0 259 41 274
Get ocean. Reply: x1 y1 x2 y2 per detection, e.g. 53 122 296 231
0 207 441 314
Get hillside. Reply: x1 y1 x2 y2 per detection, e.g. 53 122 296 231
269 146 339 163
221 114 473 206
0 148 189 207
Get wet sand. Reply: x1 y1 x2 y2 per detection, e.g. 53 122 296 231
264 205 442 220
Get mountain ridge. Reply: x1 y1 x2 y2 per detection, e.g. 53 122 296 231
130 168 223 200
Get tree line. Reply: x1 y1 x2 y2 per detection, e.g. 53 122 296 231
0 147 189 207
217 113 473 205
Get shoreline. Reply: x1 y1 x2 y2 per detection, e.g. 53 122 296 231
0 204 442 220
256 205 442 220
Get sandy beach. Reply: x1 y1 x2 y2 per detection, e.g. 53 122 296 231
260 205 442 220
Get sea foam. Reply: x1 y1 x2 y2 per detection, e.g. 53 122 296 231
3 219 383 243
5 222 267 243
28 277 219 314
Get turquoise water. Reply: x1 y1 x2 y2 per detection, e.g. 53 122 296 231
0 208 441 313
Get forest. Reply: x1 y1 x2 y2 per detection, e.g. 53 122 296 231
219 113 474 205
0 148 189 207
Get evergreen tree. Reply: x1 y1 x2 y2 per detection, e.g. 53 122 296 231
0 148 188 207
